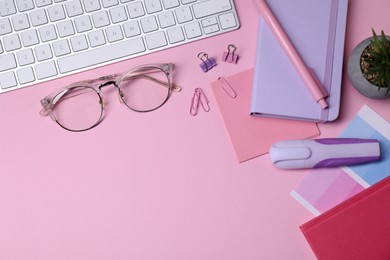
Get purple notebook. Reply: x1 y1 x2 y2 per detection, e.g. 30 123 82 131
250 0 349 122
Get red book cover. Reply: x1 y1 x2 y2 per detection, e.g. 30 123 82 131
300 176 390 260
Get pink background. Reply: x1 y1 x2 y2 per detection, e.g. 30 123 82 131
1 0 390 259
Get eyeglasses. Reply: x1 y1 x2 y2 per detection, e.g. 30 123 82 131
40 63 181 132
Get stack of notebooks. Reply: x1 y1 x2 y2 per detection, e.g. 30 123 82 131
251 0 349 122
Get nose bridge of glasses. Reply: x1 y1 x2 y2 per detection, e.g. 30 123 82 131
98 80 118 90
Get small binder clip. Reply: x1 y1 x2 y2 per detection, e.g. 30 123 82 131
222 44 239 64
190 88 210 116
198 52 217 72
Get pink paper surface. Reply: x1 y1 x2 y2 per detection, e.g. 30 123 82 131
1 1 390 260
210 69 320 162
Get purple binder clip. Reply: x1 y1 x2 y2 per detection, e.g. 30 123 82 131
198 52 216 72
222 44 238 64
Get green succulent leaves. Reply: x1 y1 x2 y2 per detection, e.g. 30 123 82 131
366 29 390 95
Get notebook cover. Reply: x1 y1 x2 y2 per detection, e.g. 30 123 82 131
251 0 349 122
300 176 390 260
209 69 320 163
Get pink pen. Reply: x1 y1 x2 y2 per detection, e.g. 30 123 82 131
255 0 329 109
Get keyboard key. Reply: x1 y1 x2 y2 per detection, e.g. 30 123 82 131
17 66 35 84
203 23 219 34
35 60 57 79
102 0 119 8
158 11 175 29
0 0 17 16
82 0 101 13
145 31 167 50
175 6 192 24
219 12 237 29
29 9 48 26
109 6 128 24
11 13 30 31
201 17 217 27
0 53 17 72
38 24 57 42
74 15 93 33
144 0 162 14
105 25 123 42
65 0 83 17
184 21 202 39
47 4 66 22
162 0 179 9
57 37 146 73
34 0 53 8
127 2 145 18
3 34 22 51
193 0 231 19
34 44 53 61
21 29 39 46
122 20 141 37
87 30 106 47
56 20 75 37
0 71 17 89
140 16 158 33
16 48 35 65
0 18 12 35
167 26 184 44
16 0 35 12
70 34 88 52
92 10 110 28
52 39 71 57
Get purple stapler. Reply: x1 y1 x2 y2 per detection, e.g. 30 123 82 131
269 138 381 169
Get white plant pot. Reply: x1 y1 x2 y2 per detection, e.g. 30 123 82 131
347 36 390 100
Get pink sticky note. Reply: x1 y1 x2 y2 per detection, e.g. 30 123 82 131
210 69 320 163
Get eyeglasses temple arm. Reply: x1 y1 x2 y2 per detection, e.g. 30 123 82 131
122 74 182 92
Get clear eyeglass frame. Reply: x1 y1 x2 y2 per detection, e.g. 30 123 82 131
40 63 181 132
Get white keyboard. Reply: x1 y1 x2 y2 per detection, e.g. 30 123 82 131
0 0 239 93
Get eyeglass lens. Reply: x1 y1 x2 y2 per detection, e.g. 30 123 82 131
119 67 170 112
52 86 103 132
50 67 171 131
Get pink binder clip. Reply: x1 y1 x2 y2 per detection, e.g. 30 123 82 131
198 52 217 72
222 44 239 64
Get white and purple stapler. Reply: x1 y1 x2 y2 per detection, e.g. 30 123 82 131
269 138 381 169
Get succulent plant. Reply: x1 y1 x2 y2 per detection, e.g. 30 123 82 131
360 29 390 95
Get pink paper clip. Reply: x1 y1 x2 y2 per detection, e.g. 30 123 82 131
222 44 239 64
218 77 237 99
190 88 210 116
198 52 217 72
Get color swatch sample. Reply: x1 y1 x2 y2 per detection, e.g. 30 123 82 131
291 105 390 215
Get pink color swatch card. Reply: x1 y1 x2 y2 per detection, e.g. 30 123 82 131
291 105 390 215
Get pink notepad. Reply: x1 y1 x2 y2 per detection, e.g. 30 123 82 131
210 69 320 163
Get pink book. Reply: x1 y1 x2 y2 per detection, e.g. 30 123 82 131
300 176 390 260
